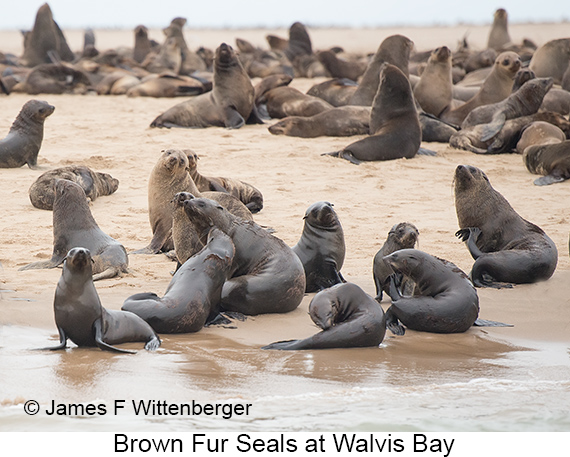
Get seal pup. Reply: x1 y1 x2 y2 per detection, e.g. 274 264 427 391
454 164 558 287
292 201 346 293
383 249 479 335
523 139 570 185
262 283 386 350
372 222 419 302
324 63 421 164
186 151 263 213
150 43 262 128
20 179 129 281
29 165 119 210
487 8 512 51
122 228 235 333
0 100 54 168
184 197 306 315
413 46 453 117
41 247 159 353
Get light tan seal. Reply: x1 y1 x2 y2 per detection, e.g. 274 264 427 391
413 46 453 117
487 8 512 51
529 38 570 84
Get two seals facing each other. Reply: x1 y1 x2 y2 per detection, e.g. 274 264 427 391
41 247 160 353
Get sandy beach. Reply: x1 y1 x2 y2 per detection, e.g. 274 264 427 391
1 24 570 432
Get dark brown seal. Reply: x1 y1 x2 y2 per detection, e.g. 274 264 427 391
171 192 203 266
383 249 479 334
372 222 419 301
292 201 345 293
262 283 386 350
20 179 129 281
0 100 54 168
184 197 306 315
186 150 264 213
41 247 160 353
29 165 119 210
150 43 262 128
324 63 421 164
523 139 570 185
122 228 235 333
454 164 558 287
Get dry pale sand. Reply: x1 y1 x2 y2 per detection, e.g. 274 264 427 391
1 25 570 432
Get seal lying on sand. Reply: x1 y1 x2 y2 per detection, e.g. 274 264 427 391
454 164 558 287
20 179 128 281
122 228 235 333
262 283 386 350
523 139 570 186
41 247 160 353
383 249 480 335
292 201 345 293
29 165 119 210
0 100 54 168
184 197 305 315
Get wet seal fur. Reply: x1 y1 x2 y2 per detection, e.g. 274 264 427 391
122 228 235 333
0 100 54 168
292 201 346 293
29 165 119 210
40 247 160 353
454 165 558 287
20 179 129 281
383 249 480 334
262 282 386 350
184 197 306 315
373 222 419 301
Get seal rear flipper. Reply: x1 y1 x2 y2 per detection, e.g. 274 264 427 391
144 336 161 351
223 106 245 129
246 105 265 125
534 174 566 186
93 319 137 354
261 339 302 350
18 257 64 271
131 228 171 255
92 266 122 281
473 318 513 327
472 272 514 289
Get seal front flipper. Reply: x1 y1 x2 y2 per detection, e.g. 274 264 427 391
321 150 362 164
387 274 403 301
480 113 506 142
261 339 303 350
19 257 64 271
223 106 245 129
246 105 265 125
417 147 437 156
38 326 68 350
385 307 405 336
473 318 513 327
310 260 344 291
455 227 484 260
93 319 136 354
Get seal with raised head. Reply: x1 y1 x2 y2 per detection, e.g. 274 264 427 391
262 282 386 350
523 139 570 186
413 46 453 117
150 43 262 128
324 63 421 164
487 8 512 51
382 249 479 335
0 100 54 168
292 201 345 293
372 222 419 302
41 247 160 353
20 179 129 281
29 165 119 210
454 164 558 287
122 228 235 333
184 197 306 315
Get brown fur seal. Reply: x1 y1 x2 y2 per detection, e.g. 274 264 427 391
487 8 512 51
142 36 182 74
461 77 554 140
540 88 570 116
21 3 74 67
324 63 421 164
12 64 92 95
163 18 207 74
350 35 413 106
126 74 205 98
185 151 263 213
383 249 479 334
20 179 129 281
150 43 262 128
29 165 119 210
262 283 386 350
441 52 522 126
291 201 345 293
133 25 151 64
41 247 159 353
235 38 293 78
454 164 558 287
523 139 570 185
372 222 419 302
137 149 252 254
184 197 305 315
529 38 570 84
413 46 453 117
171 192 203 266
0 100 54 168
122 228 234 333
517 121 566 154
306 78 358 107
316 50 366 82
258 86 333 119
268 105 370 138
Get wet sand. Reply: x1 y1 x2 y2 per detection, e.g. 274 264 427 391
1 25 570 432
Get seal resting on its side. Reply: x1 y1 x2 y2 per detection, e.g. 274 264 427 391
523 139 570 186
0 100 54 168
383 249 480 335
262 283 386 350
184 197 306 315
40 247 160 353
20 179 129 281
454 164 558 287
122 228 235 333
